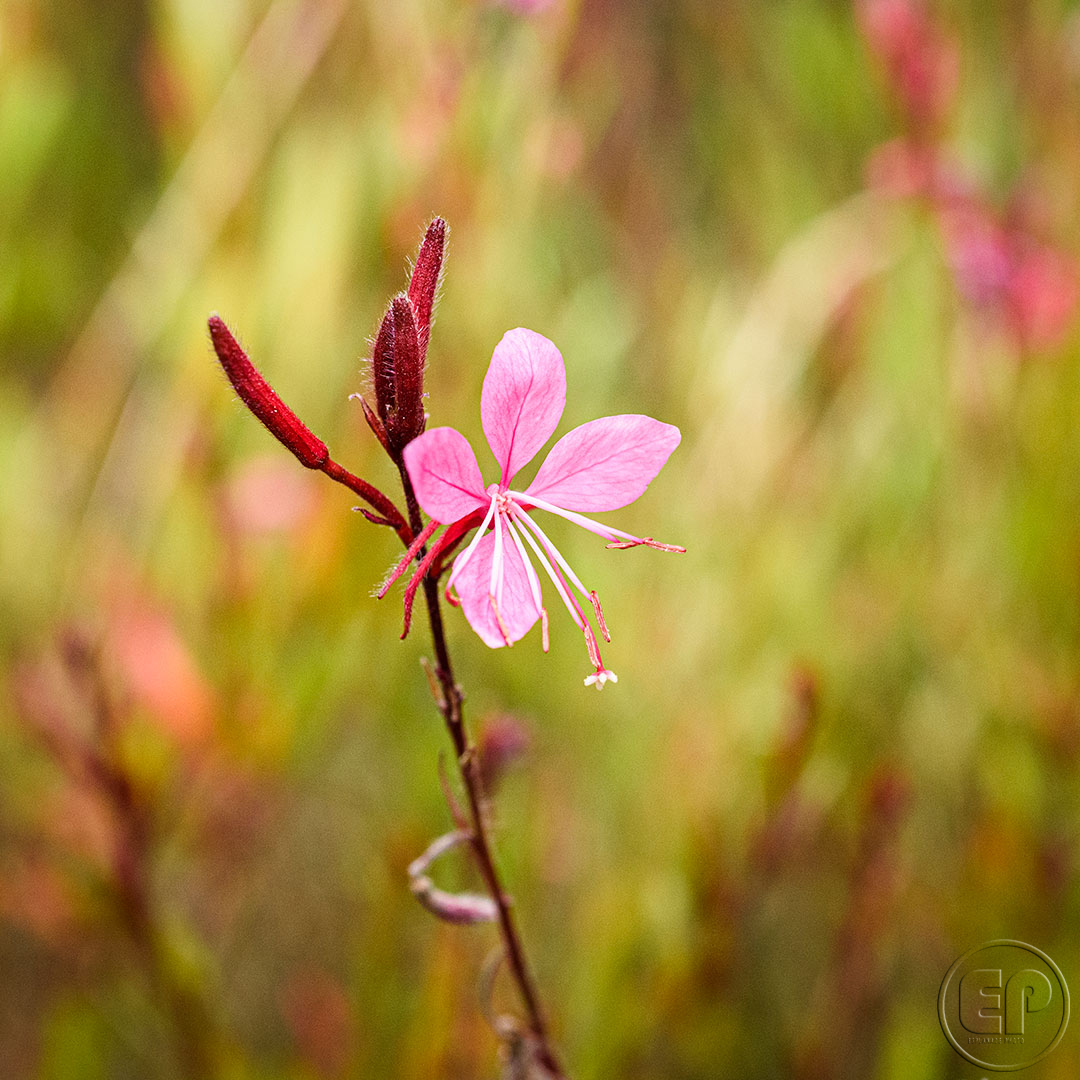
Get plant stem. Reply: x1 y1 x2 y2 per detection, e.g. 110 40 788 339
397 465 566 1078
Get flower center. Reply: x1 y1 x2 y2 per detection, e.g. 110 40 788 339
446 489 618 686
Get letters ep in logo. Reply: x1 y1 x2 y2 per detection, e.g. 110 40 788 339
939 940 1070 1071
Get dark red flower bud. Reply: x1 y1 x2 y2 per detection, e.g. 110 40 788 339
408 217 446 361
363 219 445 459
208 315 328 469
371 304 396 424
388 294 424 450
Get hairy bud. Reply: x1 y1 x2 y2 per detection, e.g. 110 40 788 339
408 217 446 360
208 315 328 469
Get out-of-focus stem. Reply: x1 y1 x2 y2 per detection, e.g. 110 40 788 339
70 645 218 1078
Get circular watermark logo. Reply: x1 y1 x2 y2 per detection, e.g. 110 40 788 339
938 939 1070 1071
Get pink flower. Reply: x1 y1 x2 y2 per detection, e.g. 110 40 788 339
381 328 683 688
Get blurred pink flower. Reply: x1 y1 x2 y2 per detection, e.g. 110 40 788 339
941 200 1078 351
223 455 319 537
391 328 682 688
279 967 354 1077
1007 245 1079 352
857 0 958 129
940 202 1014 308
500 0 556 14
858 1 1077 353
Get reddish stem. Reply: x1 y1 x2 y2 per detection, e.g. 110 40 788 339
396 468 566 1078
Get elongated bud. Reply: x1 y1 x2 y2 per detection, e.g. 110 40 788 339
388 295 424 450
208 315 328 469
371 305 396 423
408 217 446 360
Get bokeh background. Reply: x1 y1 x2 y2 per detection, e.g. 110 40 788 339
4 0 1080 1076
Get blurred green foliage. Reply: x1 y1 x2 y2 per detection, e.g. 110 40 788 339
4 1 1080 1077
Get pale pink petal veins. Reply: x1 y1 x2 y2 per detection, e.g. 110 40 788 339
402 427 487 522
452 529 541 648
525 415 682 512
481 328 566 487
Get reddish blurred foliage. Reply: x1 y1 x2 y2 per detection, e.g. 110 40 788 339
279 966 355 1078
753 666 825 874
8 628 240 1074
526 117 586 183
43 784 117 874
940 199 1015 308
794 763 911 1080
766 666 819 791
401 58 463 167
105 587 217 748
11 648 98 780
750 793 829 879
137 33 188 136
683 814 743 996
864 761 910 829
184 763 282 939
9 630 157 950
0 853 80 947
1006 243 1079 351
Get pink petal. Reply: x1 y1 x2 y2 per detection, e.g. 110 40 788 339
452 530 541 648
402 427 487 523
525 415 681 512
481 328 566 486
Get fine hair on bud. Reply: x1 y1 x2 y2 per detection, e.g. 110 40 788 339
408 217 446 361
388 295 424 451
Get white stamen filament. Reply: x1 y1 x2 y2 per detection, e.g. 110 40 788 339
504 516 546 638
513 504 611 678
508 505 584 629
512 505 592 602
507 490 642 544
516 503 617 673
490 503 506 608
446 497 497 594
